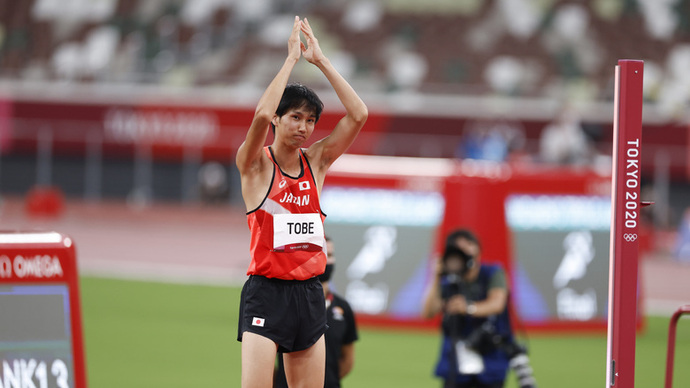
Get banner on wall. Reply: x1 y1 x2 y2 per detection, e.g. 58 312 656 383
325 154 637 332
6 99 388 161
2 96 688 179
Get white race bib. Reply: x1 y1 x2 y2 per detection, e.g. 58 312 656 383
273 213 324 250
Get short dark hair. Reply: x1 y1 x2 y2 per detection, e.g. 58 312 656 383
443 229 480 272
445 228 481 250
271 83 324 134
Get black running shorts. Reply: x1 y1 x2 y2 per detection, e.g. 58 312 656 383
237 275 327 353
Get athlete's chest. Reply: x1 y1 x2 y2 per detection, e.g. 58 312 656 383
268 165 319 209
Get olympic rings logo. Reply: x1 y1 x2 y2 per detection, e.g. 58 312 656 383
623 233 637 242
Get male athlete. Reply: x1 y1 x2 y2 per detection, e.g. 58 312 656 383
235 16 368 388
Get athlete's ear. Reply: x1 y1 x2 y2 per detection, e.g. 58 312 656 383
271 115 279 127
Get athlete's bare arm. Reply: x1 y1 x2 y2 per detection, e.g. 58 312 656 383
301 18 368 188
235 16 304 211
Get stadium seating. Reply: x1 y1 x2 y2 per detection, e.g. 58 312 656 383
1 0 689 106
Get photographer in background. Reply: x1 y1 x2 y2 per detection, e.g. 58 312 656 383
422 229 536 388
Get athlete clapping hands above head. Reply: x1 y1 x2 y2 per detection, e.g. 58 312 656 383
235 16 367 388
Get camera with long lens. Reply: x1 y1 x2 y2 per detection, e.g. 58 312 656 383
464 322 537 388
440 245 474 283
439 245 473 300
507 344 537 388
464 321 503 354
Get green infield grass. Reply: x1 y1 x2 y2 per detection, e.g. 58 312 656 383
80 277 690 388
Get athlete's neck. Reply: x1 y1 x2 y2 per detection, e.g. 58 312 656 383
271 144 302 176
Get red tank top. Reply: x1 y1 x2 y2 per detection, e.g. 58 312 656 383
245 147 327 280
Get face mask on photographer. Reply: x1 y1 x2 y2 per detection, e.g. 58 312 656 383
318 263 335 283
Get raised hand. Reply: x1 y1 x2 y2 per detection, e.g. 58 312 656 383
300 18 325 65
288 16 303 61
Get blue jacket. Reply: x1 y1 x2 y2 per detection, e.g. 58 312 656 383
434 264 513 384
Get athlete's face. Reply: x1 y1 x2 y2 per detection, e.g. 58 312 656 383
273 107 316 147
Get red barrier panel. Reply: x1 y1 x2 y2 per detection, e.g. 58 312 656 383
324 155 628 332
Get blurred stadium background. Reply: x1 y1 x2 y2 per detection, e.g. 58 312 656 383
1 0 690 207
2 0 690 386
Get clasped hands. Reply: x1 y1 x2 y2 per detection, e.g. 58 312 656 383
288 16 325 65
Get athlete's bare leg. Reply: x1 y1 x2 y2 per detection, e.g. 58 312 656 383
241 332 278 388
283 335 326 388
